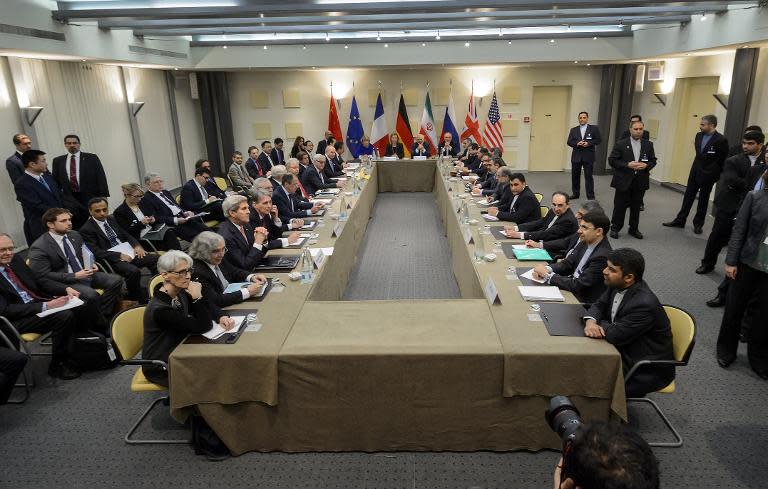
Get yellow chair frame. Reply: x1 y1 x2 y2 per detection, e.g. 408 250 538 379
625 305 696 448
539 206 549 218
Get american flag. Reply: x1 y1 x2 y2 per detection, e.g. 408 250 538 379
482 91 503 151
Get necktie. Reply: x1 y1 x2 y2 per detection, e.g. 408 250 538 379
69 154 79 192
285 189 294 212
297 180 309 199
239 225 248 243
1 266 45 302
200 184 209 200
62 236 84 273
214 265 229 289
38 175 51 193
277 151 283 164
159 192 180 213
103 220 121 247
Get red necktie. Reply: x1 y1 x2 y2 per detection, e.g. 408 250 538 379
2 266 47 301
297 180 308 199
69 154 79 192
238 225 248 242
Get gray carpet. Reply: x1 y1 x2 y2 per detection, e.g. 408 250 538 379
1 172 767 489
344 193 460 300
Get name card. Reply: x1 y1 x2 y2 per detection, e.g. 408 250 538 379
463 226 474 245
332 222 344 238
313 249 326 268
484 277 501 305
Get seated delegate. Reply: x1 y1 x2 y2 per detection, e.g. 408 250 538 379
385 133 405 159
525 200 604 259
486 170 539 225
505 191 578 242
583 248 675 397
217 195 268 271
113 183 181 251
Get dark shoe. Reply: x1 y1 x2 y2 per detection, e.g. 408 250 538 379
569 194 580 200
609 230 619 239
693 226 703 235
706 294 726 307
628 230 644 239
696 265 714 274
754 370 768 380
587 195 595 200
717 356 735 368
662 220 684 228
48 362 81 380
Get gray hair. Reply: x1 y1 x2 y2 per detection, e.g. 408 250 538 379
157 250 192 274
270 165 287 179
285 158 299 169
222 194 248 217
249 177 272 198
253 189 272 203
580 200 603 214
313 153 326 164
702 114 718 126
498 166 515 179
143 172 161 185
188 231 224 263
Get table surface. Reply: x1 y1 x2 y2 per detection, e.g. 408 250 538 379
168 159 625 454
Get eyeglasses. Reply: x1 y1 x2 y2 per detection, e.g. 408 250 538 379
167 268 194 276
579 224 596 231
125 193 143 198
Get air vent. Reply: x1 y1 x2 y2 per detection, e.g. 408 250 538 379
128 45 187 59
0 23 65 41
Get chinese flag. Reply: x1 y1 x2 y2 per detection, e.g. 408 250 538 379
328 95 343 141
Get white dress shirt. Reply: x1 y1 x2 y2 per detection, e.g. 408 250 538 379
579 124 587 139
205 262 255 300
49 232 81 273
94 217 125 245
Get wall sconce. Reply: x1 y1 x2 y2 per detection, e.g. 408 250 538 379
652 93 667 106
713 93 729 109
22 106 44 125
129 101 145 116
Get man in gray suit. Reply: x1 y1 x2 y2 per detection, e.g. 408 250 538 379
27 207 123 321
5 133 32 184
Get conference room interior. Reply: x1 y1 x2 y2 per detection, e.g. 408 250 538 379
1 1 768 488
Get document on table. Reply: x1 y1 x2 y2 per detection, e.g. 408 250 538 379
223 282 250 294
203 315 247 340
285 236 307 248
517 286 565 302
316 188 341 195
108 242 135 259
37 297 84 317
477 200 498 207
520 268 547 284
300 221 317 230
482 214 500 221
309 247 334 258
511 244 528 249
311 198 333 205
346 162 361 170
413 156 427 160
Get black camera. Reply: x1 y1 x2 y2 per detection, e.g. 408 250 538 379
545 395 583 447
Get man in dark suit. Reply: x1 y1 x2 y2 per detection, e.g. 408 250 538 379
323 146 345 179
79 198 158 303
27 208 124 323
487 170 539 225
139 173 208 242
14 150 63 246
248 190 301 245
270 138 285 166
189 231 267 308
524 200 604 258
180 167 225 221
316 131 333 155
459 143 481 171
301 154 342 196
619 115 650 141
567 111 602 199
583 248 675 397
663 114 729 234
505 191 578 242
51 135 109 229
287 158 312 201
532 211 612 303
608 120 657 239
273 173 324 222
411 134 431 157
195 159 227 200
5 133 32 184
218 195 268 271
258 140 275 175
0 232 92 380
438 132 459 157
244 146 263 179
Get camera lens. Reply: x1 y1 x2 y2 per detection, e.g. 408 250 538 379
545 396 583 442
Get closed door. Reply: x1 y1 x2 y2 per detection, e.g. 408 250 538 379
529 86 571 171
669 76 720 185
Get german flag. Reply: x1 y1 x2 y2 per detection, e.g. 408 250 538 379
395 94 414 158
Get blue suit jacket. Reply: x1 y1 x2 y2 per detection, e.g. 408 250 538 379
5 153 24 184
272 185 312 221
180 180 209 211
14 172 63 243
217 219 266 271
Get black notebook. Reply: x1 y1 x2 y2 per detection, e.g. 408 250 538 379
255 254 300 271
539 303 590 337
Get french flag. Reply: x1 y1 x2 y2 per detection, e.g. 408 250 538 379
370 92 388 155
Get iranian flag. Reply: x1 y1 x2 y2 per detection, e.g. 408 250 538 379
418 91 437 156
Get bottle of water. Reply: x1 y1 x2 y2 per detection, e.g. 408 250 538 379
508 266 518 281
474 227 486 262
339 195 348 220
462 201 470 224
301 246 314 284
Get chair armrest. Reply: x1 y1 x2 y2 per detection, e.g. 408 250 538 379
624 359 685 383
0 316 26 353
121 359 168 370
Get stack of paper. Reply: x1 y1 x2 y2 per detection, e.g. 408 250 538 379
316 188 341 195
312 198 333 205
477 200 498 207
203 315 247 339
517 286 565 302
520 268 547 284
512 248 552 261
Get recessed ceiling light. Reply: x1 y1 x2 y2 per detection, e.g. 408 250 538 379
464 42 471 47
223 45 228 49
587 63 591 66
302 45 307 50
574 60 578 64
436 30 440 40
263 45 268 50
173 67 178 70
325 33 330 41
259 13 264 18
700 12 707 21
81 59 86 62
376 32 381 41
421 42 426 47
384 43 389 47
508 40 512 45
593 36 597 40
312 66 316 69
550 39 555 43
344 45 348 49
498 28 503 37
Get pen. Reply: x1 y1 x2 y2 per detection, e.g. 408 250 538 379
540 312 549 322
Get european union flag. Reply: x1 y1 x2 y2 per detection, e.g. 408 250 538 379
346 95 364 158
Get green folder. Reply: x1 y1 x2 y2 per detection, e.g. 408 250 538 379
512 248 553 261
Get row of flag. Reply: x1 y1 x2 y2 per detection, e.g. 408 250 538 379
327 89 504 158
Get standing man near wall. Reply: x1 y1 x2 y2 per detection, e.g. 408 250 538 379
566 111 602 200
5 133 32 184
663 115 729 234
15 150 63 246
52 135 110 229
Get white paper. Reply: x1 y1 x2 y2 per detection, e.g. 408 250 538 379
313 249 326 268
332 222 343 237
512 244 528 249
463 227 473 244
108 241 135 258
484 277 501 305
331 177 348 182
81 245 94 269
140 223 165 238
203 315 247 339
520 268 547 283
312 198 333 205
346 163 361 170
223 282 251 294
461 176 474 181
413 156 427 160
309 247 334 258
382 156 398 160
37 296 85 318
477 199 498 207
316 188 341 195
285 236 307 248
517 286 565 302
482 214 500 221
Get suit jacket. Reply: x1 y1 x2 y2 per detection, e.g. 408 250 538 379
550 237 612 303
316 139 330 155
385 143 405 159
619 129 650 141
585 280 675 385
257 153 274 174
218 219 266 271
51 152 109 208
411 142 431 157
518 208 579 242
691 131 729 184
204 178 227 200
0 255 63 320
245 157 263 179
139 190 184 227
191 258 250 308
301 165 336 195
713 153 761 214
480 175 498 196
180 180 213 212
79 216 139 264
113 202 148 241
608 138 657 192
323 157 344 179
437 141 459 157
228 162 253 188
497 186 539 224
270 148 285 166
567 124 602 163
544 232 580 259
5 152 24 184
273 185 312 220
249 211 285 245
726 190 768 267
14 172 64 242
27 231 92 292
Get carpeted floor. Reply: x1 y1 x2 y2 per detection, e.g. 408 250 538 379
1 172 766 489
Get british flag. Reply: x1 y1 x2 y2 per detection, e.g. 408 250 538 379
460 89 483 146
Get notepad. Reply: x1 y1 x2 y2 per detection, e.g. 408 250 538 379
37 297 84 317
512 248 552 261
482 214 500 221
108 241 135 258
312 198 333 205
203 315 247 339
517 286 565 302
520 268 547 283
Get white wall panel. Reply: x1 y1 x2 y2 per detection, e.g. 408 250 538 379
0 57 25 246
174 79 206 182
